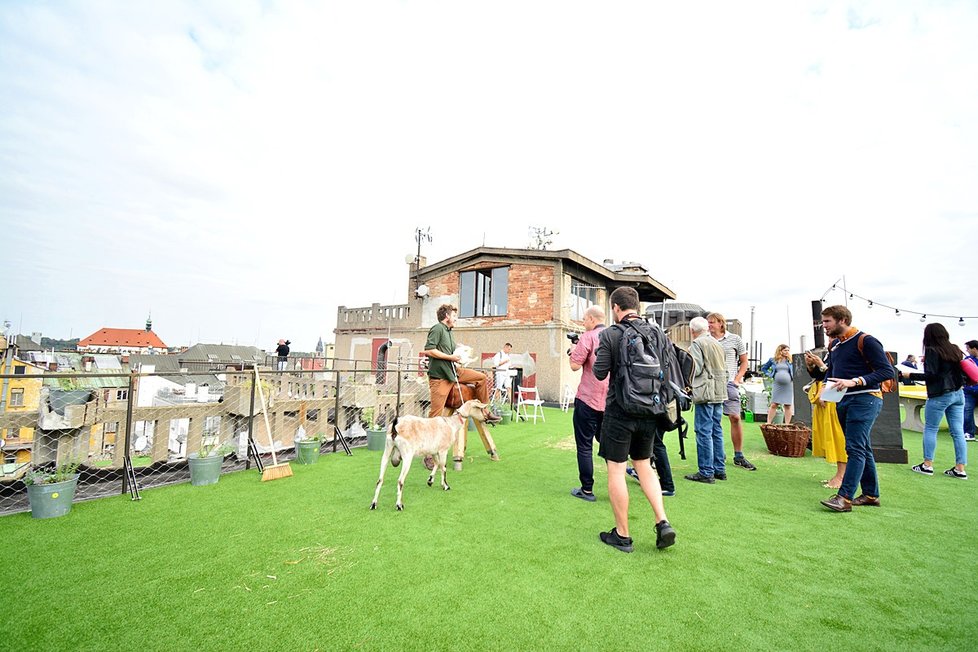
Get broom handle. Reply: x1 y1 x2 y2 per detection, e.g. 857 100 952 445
255 367 278 466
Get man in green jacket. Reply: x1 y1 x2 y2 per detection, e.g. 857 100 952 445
424 303 500 423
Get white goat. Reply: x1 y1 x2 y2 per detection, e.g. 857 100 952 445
370 399 489 511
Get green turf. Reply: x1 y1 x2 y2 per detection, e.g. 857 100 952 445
3 410 977 651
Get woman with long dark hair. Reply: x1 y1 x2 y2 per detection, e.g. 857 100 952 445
901 323 967 479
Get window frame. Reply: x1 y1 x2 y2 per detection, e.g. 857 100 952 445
459 266 509 318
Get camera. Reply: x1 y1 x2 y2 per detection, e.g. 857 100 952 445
566 332 580 345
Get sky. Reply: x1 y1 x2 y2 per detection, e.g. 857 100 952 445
2 0 976 361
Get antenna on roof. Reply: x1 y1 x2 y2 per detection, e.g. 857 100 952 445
528 226 558 250
414 226 432 280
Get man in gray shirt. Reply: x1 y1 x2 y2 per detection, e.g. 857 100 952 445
707 312 756 471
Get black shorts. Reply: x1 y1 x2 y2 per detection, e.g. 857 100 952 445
598 413 657 463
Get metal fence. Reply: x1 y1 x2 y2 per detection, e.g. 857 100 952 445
0 360 499 516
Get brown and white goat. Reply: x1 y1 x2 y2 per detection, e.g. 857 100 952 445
370 399 489 511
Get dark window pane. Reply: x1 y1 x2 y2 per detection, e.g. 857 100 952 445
492 267 508 315
460 271 475 318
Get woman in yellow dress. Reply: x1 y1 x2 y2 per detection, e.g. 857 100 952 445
807 379 848 489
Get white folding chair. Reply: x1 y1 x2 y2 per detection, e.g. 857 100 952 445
560 384 573 412
516 385 546 424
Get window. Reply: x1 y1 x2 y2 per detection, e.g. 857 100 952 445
570 281 599 321
9 388 24 407
116 390 129 401
459 267 508 318
14 366 25 375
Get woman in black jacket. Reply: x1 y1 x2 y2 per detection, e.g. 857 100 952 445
901 323 967 479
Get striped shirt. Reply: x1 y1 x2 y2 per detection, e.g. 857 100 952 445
717 332 747 383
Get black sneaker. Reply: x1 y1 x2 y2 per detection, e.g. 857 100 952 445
684 472 715 484
911 463 934 476
734 456 757 471
599 527 633 553
655 520 676 549
714 472 727 481
944 467 968 479
626 466 639 482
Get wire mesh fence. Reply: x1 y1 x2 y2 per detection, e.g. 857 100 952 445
0 360 501 516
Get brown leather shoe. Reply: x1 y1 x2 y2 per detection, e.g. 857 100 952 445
820 494 852 512
483 410 502 424
852 494 881 507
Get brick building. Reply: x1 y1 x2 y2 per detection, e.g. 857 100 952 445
333 247 675 402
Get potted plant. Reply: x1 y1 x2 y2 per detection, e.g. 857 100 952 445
188 441 232 486
490 396 513 425
25 460 81 519
295 434 322 465
363 408 387 451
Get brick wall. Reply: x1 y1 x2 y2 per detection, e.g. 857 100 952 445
428 263 555 325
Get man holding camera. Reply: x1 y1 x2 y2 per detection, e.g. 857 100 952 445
568 306 609 502
275 339 290 371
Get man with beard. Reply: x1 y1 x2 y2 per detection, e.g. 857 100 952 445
805 305 893 512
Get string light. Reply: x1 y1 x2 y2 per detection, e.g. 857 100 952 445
820 283 977 325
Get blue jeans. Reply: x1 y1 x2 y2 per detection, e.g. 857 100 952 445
923 389 967 465
693 402 725 477
837 393 883 500
964 391 977 436
573 398 603 493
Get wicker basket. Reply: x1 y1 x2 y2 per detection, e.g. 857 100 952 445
759 423 811 458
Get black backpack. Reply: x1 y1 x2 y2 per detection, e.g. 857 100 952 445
614 318 689 417
614 318 693 458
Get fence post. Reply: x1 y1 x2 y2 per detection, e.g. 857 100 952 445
245 372 260 471
121 372 141 500
333 369 342 453
395 356 402 419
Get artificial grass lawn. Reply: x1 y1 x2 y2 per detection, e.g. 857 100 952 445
3 409 977 651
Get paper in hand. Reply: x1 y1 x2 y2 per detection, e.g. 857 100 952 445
819 383 847 403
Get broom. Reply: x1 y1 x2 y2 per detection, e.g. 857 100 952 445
255 367 293 481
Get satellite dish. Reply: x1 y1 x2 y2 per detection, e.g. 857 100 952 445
415 284 430 298
404 254 416 264
134 435 148 452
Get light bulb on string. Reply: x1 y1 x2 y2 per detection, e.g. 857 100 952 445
895 309 901 317
920 314 926 322
868 301 873 309
960 318 966 327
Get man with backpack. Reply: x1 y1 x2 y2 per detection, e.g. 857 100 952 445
804 305 893 512
685 316 729 484
592 287 677 553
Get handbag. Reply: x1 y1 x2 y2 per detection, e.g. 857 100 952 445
961 357 978 385
444 383 464 410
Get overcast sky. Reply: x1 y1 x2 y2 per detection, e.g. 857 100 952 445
2 0 976 361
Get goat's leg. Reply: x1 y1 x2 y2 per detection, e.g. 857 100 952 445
438 450 451 490
370 440 393 510
395 454 414 511
427 456 438 487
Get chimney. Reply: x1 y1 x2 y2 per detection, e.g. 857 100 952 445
31 331 42 344
146 313 152 332
408 255 428 299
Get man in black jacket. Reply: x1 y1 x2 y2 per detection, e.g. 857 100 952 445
592 287 676 553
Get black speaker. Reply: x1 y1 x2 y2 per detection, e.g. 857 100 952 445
811 300 825 349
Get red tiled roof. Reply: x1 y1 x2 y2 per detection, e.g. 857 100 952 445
78 328 167 349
